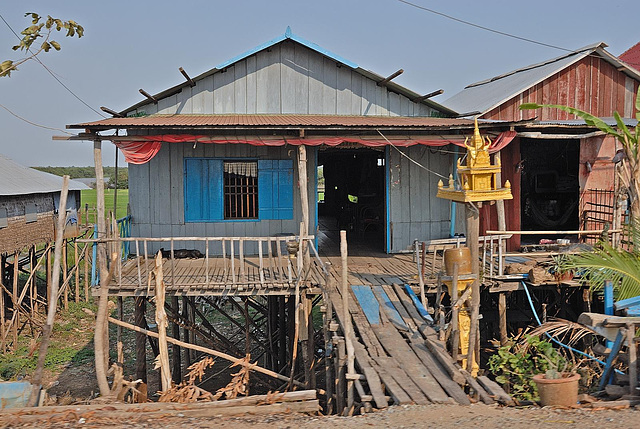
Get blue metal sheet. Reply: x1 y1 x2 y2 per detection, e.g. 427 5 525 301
404 284 434 323
372 285 408 329
216 26 358 71
351 285 380 325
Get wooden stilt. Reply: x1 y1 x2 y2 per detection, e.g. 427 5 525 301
182 296 191 369
83 243 90 303
29 247 35 318
279 296 287 370
627 323 637 396
335 337 346 413
46 247 51 306
62 239 68 310
188 297 196 362
12 250 18 350
171 296 181 384
117 296 124 346
93 138 111 397
1 255 6 352
74 239 79 303
135 296 148 383
322 263 334 413
498 292 507 346
340 231 355 415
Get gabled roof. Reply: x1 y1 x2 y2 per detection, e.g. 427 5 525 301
443 42 640 117
119 27 456 116
0 154 90 196
620 41 640 72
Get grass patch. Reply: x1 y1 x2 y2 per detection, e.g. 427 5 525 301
81 189 129 224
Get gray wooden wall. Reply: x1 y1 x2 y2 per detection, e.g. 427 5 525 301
129 142 316 254
130 40 435 117
388 146 453 252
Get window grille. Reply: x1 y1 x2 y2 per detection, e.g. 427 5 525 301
223 161 258 219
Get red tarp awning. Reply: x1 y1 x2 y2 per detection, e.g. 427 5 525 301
115 132 517 164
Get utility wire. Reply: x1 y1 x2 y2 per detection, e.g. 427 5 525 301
0 103 74 135
376 129 450 180
396 0 573 53
0 13 107 118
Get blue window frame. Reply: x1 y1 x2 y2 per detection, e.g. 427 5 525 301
184 158 293 222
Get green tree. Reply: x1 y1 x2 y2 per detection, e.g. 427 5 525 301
521 88 640 300
1 13 83 77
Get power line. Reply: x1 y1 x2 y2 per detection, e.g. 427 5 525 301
0 103 74 135
0 13 107 118
395 0 574 53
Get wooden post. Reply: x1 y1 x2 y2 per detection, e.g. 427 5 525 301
0 256 5 352
83 244 90 302
498 292 508 346
46 247 51 307
62 239 68 310
154 252 172 392
297 145 310 269
74 239 79 303
182 296 191 368
116 296 124 347
340 231 355 415
12 250 18 350
465 203 480 376
450 263 460 363
27 176 70 406
335 337 346 413
322 263 334 414
93 139 111 397
171 296 182 385
415 241 426 308
628 323 637 396
135 296 147 383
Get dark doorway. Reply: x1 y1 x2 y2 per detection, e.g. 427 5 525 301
520 138 580 240
317 147 386 254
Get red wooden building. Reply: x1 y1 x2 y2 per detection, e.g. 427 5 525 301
620 41 640 73
445 42 640 249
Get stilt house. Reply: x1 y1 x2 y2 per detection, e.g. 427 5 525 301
444 42 640 249
69 28 519 257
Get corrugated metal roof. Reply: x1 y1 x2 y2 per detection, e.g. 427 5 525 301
116 28 456 117
443 42 640 116
70 114 476 129
0 154 90 196
620 41 640 72
530 117 638 127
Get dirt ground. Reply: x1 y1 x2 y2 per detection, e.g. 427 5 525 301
1 403 639 429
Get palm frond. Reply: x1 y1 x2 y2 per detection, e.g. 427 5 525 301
528 319 599 346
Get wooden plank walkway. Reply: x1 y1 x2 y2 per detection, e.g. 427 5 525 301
328 273 471 407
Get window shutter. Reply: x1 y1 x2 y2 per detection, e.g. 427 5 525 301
258 159 293 220
184 158 223 222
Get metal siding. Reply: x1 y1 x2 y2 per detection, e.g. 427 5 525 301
214 66 235 113
169 143 184 224
336 65 352 115
307 51 324 114
294 43 310 114
234 59 248 114
177 86 192 114
246 55 257 114
280 41 298 114
322 57 337 114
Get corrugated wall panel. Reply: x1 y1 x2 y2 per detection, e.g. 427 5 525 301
132 41 435 117
128 142 317 255
388 146 452 252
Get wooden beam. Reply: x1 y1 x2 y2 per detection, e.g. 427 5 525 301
139 88 158 103
100 106 123 117
377 69 403 86
107 316 308 389
412 89 444 103
179 67 196 87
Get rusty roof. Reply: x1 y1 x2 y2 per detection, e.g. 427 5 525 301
69 114 481 130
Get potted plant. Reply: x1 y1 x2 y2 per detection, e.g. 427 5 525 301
488 335 580 406
550 254 574 283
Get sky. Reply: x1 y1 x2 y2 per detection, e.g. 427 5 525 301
0 0 637 167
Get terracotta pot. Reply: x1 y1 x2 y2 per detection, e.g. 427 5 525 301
532 373 580 407
443 247 472 275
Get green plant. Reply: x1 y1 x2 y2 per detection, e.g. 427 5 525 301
488 335 573 401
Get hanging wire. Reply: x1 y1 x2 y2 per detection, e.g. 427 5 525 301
395 0 573 53
0 103 74 135
376 129 450 180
